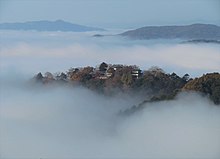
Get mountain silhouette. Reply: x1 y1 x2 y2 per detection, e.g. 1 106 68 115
0 20 104 32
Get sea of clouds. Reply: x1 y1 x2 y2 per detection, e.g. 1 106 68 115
1 30 220 76
0 30 220 159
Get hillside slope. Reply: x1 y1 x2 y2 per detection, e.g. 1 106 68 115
183 73 220 104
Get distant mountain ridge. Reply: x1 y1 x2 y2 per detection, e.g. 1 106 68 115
182 39 220 44
0 20 104 32
120 24 220 40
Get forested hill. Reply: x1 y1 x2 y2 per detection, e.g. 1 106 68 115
120 24 220 40
33 62 220 106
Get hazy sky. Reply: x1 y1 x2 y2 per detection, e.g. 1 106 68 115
0 0 219 28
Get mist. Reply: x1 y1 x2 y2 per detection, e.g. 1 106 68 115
1 30 220 77
1 75 220 159
0 30 220 159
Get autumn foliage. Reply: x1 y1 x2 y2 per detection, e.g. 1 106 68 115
33 63 220 105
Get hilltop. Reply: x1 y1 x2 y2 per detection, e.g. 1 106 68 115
0 20 104 32
34 63 187 97
33 63 220 112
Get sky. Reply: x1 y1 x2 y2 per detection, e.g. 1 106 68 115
0 0 219 29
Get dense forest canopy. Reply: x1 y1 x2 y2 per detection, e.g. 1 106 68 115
33 62 220 106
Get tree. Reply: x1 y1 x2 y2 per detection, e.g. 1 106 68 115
55 72 67 81
99 62 108 72
44 72 54 79
35 72 43 81
182 74 190 81
70 66 94 83
148 66 165 74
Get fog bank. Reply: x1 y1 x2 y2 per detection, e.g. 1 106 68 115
0 75 220 158
1 31 220 77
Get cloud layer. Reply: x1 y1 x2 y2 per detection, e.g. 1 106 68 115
0 31 220 158
1 31 220 77
1 82 220 158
